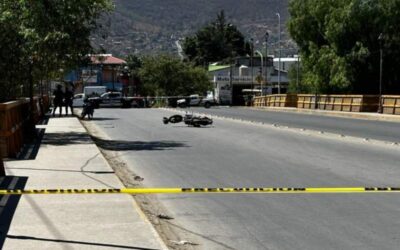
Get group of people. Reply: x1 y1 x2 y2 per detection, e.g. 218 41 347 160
52 84 74 117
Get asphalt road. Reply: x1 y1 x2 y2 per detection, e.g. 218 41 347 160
183 107 400 143
90 108 400 250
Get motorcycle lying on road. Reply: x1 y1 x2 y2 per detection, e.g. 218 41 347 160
163 113 213 127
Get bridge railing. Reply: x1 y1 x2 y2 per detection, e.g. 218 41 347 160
0 96 49 159
253 94 297 107
253 94 400 115
382 96 400 115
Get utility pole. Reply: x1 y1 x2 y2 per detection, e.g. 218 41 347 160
265 32 269 95
296 50 300 93
378 33 384 113
255 50 263 93
230 57 233 105
276 12 281 94
250 38 254 92
112 65 115 91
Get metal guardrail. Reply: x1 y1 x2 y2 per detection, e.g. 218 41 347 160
0 96 49 158
253 94 297 108
297 95 379 112
254 94 394 114
382 95 400 115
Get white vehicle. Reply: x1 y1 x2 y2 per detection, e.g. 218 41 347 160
72 93 85 107
84 86 107 98
177 93 218 108
90 92 137 108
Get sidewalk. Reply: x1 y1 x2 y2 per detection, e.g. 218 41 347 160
1 116 167 249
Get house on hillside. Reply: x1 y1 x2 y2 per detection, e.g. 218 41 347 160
209 56 289 105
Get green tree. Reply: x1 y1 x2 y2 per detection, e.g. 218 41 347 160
125 54 142 95
138 55 211 96
183 10 250 66
0 0 113 102
288 0 400 94
287 61 307 93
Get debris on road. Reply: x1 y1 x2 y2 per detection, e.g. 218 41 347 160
134 175 144 181
170 240 198 246
157 214 174 220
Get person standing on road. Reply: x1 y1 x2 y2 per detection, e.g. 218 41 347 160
52 85 64 117
64 86 74 116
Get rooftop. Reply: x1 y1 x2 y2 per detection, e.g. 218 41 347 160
90 54 126 65
208 65 230 72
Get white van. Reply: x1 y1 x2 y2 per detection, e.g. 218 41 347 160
84 86 107 98
73 86 107 107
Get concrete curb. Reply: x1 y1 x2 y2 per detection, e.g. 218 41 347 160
247 106 400 123
76 113 169 250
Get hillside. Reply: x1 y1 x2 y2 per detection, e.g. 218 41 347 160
93 0 294 57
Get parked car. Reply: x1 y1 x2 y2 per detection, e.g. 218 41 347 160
89 92 137 108
177 94 218 108
73 86 107 108
84 86 107 98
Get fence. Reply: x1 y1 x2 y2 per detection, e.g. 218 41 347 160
0 96 49 159
297 95 379 112
253 94 297 108
382 96 400 115
253 94 389 113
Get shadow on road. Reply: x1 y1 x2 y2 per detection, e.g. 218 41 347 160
17 116 50 160
5 167 114 175
0 176 28 249
41 132 92 146
89 117 119 121
91 136 188 151
5 235 159 250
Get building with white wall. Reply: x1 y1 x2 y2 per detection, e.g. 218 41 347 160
209 56 289 105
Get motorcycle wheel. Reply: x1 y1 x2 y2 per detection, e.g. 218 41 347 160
169 115 183 123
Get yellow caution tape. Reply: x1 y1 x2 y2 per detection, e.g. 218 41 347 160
0 187 400 195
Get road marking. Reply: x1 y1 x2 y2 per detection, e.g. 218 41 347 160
1 187 400 195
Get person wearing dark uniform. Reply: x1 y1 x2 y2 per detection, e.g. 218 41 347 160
64 87 74 116
52 85 64 117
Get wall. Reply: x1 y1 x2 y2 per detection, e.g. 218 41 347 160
0 96 49 159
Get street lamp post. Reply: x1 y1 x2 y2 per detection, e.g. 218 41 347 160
112 65 116 91
276 12 281 94
250 38 254 91
229 59 233 105
378 33 384 113
255 50 263 94
265 32 269 95
296 49 300 93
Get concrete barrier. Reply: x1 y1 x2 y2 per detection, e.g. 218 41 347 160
382 96 400 115
253 94 298 108
297 94 379 112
